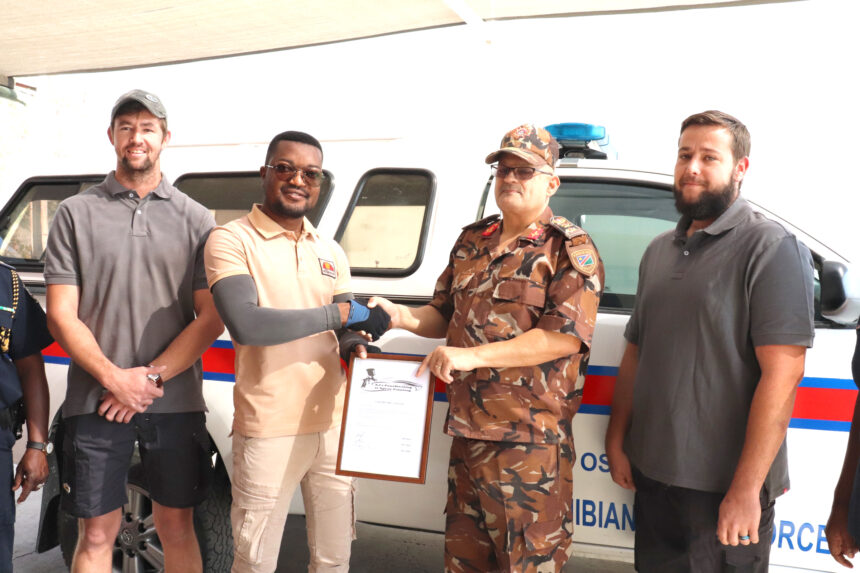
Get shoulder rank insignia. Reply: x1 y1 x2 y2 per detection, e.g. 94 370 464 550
549 216 585 240
566 244 599 276
463 214 501 231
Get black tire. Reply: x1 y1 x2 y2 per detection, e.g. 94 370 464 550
194 457 234 572
58 459 233 572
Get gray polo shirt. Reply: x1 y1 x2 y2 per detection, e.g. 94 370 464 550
623 197 814 500
45 172 215 416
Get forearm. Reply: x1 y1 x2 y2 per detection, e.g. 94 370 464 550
728 346 805 495
16 354 49 443
606 343 638 450
149 293 224 381
46 288 119 388
213 275 345 346
468 328 581 369
833 393 860 511
395 304 449 338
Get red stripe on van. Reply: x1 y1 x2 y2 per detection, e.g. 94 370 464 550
201 346 236 374
792 386 855 422
582 374 615 406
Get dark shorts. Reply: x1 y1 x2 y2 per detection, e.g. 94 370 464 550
632 466 774 573
0 428 15 573
61 411 212 518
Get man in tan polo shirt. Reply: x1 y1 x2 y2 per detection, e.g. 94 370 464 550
204 130 388 573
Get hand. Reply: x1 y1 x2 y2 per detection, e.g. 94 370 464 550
717 486 761 546
345 301 390 341
101 364 165 413
98 392 137 423
368 297 401 329
13 447 49 503
606 444 636 491
417 346 476 383
826 505 858 567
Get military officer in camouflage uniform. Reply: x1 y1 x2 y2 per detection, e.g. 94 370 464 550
370 124 604 572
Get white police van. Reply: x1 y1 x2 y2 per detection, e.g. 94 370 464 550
1 123 857 572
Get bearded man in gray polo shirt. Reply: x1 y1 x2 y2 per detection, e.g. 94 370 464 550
45 90 224 573
605 110 815 573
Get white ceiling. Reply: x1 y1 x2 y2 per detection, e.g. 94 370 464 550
2 0 799 80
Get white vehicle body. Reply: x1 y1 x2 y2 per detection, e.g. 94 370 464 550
2 128 858 572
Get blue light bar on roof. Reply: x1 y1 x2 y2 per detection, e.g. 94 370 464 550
544 123 606 142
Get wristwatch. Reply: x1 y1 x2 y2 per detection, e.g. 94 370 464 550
147 373 164 388
27 440 54 455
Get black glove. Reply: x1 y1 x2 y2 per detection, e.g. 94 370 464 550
346 305 391 341
338 331 380 362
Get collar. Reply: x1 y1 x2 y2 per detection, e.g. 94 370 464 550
674 197 751 239
105 171 174 200
248 204 319 241
516 206 554 244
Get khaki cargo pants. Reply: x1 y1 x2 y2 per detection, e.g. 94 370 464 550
230 427 355 573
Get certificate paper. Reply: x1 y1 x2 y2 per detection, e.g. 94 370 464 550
336 353 434 483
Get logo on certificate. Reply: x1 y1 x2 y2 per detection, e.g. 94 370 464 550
360 368 421 393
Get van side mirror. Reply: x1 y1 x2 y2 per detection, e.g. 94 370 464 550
820 260 860 325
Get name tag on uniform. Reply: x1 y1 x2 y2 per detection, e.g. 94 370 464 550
319 258 337 279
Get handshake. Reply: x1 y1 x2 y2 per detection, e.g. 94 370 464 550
344 299 391 341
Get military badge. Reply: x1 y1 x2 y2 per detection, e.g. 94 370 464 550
569 247 598 276
549 216 584 239
318 258 337 278
482 221 500 237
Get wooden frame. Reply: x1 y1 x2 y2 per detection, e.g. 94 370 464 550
336 353 435 483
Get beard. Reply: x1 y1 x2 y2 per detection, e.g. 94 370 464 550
120 155 154 174
673 179 737 221
268 187 317 219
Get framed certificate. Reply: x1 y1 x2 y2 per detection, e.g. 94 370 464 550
336 353 435 483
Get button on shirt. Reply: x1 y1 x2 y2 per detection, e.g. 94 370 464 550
624 198 815 498
429 207 604 444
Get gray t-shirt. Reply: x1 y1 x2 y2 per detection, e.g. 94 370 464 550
45 172 215 416
623 198 814 499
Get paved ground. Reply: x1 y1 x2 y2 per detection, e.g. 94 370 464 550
13 487 634 572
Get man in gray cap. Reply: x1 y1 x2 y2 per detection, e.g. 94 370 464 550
45 89 224 572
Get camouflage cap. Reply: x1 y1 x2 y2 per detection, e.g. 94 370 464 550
110 89 167 124
485 124 559 168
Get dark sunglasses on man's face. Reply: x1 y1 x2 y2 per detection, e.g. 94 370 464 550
265 164 327 186
491 164 553 180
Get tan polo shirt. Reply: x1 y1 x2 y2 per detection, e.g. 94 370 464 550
205 205 351 437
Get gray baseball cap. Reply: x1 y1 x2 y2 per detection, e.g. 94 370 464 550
110 89 167 123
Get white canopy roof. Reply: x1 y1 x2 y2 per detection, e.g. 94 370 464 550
2 0 796 80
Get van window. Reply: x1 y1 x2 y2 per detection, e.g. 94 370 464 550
0 177 102 266
550 180 678 311
174 170 334 227
336 169 435 277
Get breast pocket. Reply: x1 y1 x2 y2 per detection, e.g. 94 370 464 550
484 278 546 340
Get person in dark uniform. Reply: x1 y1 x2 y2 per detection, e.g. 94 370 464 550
0 261 53 573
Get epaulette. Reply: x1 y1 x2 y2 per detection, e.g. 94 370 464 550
0 260 14 271
549 216 599 277
462 214 501 231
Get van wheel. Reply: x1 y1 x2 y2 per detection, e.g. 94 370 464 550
194 457 234 572
58 461 233 573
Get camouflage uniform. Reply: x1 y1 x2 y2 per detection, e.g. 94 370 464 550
430 206 603 573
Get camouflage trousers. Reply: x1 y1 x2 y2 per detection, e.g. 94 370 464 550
444 437 575 573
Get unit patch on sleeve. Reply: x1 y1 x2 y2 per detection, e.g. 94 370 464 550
567 245 599 276
318 258 337 278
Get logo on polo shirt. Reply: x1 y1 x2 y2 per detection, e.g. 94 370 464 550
319 258 337 278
